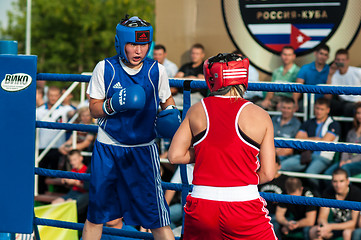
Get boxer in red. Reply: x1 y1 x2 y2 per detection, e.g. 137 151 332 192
168 53 277 239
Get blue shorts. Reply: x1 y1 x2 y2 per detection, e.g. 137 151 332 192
87 140 170 229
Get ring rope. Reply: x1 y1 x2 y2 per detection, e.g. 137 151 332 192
36 121 98 133
35 121 361 153
37 73 90 82
158 80 361 95
275 138 361 153
280 170 361 183
34 167 183 191
36 73 361 95
260 192 361 211
34 167 361 211
33 218 181 240
248 82 361 95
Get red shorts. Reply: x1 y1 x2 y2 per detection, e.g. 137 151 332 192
183 195 277 240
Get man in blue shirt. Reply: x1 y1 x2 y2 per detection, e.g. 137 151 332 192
293 45 330 112
281 98 340 190
272 97 301 160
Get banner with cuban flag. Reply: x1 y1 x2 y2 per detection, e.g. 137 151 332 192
221 0 361 73
248 23 334 53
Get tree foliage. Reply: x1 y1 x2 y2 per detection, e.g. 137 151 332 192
1 0 155 74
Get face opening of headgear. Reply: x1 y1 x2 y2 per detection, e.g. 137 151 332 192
115 15 153 63
203 53 249 94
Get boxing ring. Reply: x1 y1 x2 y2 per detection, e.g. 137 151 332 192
1 54 361 239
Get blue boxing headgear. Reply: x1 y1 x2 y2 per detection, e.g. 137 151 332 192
115 16 153 63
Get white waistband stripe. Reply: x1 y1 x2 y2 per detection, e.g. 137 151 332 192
191 185 260 202
97 128 155 147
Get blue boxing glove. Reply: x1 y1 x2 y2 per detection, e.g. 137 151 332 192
103 84 146 116
155 105 181 138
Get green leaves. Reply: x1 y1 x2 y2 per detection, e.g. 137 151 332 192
1 0 155 74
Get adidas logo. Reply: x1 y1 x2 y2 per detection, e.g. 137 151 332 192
113 82 122 89
136 31 150 42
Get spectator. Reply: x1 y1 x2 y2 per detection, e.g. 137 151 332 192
272 97 301 160
77 91 91 109
258 156 288 239
36 86 45 107
309 168 361 240
52 150 88 217
232 49 263 103
37 80 48 102
324 102 361 178
153 44 178 78
347 213 361 240
58 107 96 166
174 43 205 80
261 46 300 110
326 48 361 117
293 45 330 111
275 177 317 240
61 87 77 111
59 107 95 155
280 98 341 190
173 43 207 103
61 87 77 139
36 86 75 194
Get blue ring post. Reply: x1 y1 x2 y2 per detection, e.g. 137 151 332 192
179 80 192 236
0 42 37 234
0 40 18 55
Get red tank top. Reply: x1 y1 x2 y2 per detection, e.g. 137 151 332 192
71 165 88 192
192 96 260 187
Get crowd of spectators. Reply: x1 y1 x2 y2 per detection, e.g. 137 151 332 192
35 43 361 239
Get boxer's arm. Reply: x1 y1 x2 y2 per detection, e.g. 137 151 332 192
168 111 194 164
89 98 106 118
160 96 176 110
258 112 276 184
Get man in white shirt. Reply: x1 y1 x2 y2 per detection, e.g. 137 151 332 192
36 86 74 193
153 44 178 78
327 48 361 117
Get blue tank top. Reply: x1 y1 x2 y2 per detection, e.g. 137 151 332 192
98 56 160 144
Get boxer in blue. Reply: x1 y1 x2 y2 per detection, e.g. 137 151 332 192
82 16 179 240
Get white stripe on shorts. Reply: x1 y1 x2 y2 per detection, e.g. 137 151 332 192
150 143 170 226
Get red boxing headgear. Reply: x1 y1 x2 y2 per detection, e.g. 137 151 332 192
203 53 249 92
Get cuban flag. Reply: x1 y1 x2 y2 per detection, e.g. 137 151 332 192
248 23 334 53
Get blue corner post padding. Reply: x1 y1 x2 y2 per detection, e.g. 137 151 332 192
0 54 37 234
